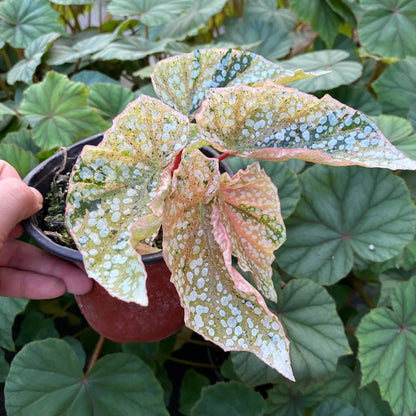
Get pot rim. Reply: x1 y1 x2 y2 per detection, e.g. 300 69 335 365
22 133 232 265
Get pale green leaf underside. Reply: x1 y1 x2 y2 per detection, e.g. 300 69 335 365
152 48 317 116
163 151 293 380
357 276 416 416
196 80 416 170
66 96 189 304
276 165 416 285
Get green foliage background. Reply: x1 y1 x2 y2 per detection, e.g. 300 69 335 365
0 0 415 415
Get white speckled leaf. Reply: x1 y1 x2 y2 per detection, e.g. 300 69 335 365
196 80 416 170
163 151 293 380
214 162 285 303
66 96 189 305
152 48 316 116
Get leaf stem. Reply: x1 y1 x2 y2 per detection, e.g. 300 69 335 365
350 277 375 308
217 152 230 162
171 149 183 177
86 335 105 373
151 354 220 369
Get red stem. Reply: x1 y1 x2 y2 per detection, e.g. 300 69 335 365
171 149 183 177
217 152 230 162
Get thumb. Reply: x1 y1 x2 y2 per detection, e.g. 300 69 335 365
0 178 43 247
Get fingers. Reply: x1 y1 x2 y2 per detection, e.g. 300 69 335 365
0 160 21 180
0 177 43 248
0 240 93 296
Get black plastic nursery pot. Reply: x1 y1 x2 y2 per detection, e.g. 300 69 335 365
22 133 185 343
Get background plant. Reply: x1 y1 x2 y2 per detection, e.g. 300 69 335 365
0 0 415 415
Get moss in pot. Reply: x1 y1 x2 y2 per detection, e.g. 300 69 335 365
27 48 416 382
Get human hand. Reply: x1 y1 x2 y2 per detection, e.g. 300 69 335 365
0 161 93 299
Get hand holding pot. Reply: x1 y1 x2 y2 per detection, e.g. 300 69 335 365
0 160 93 299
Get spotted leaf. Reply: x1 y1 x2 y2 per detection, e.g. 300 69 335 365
66 96 189 305
196 80 416 170
214 162 286 303
163 150 293 380
152 48 317 117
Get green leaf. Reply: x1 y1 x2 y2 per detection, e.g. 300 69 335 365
196 81 416 170
358 0 416 59
2 129 40 154
152 49 320 116
276 165 416 285
283 50 363 92
88 83 134 121
51 0 97 4
160 0 228 40
290 0 345 46
0 297 28 351
0 349 9 383
66 95 189 304
265 382 325 416
108 0 192 26
163 150 293 380
7 32 60 85
372 115 414 142
62 336 86 368
15 312 59 347
5 339 169 416
71 70 118 86
226 158 300 219
312 398 363 416
0 143 37 177
357 276 416 416
191 381 266 416
179 369 210 416
92 36 169 61
0 0 62 48
244 0 297 32
373 56 416 118
276 279 351 382
330 86 382 117
218 18 292 61
19 71 108 149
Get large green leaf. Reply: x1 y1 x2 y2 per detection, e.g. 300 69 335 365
226 157 300 219
5 339 168 416
163 150 293 380
2 129 40 154
19 71 108 149
218 19 292 61
358 0 416 59
88 83 134 121
108 0 192 26
283 50 363 92
179 369 210 416
7 32 60 85
312 398 363 416
0 297 28 351
244 0 297 32
92 36 169 61
196 81 416 170
276 165 416 285
71 70 118 86
152 49 319 116
290 0 351 46
160 0 228 41
0 0 62 48
373 56 416 118
191 381 265 416
0 144 38 177
357 276 416 416
66 96 189 304
276 279 351 382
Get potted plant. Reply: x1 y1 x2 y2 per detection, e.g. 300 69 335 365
24 48 416 382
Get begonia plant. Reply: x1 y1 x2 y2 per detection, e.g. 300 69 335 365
65 48 416 382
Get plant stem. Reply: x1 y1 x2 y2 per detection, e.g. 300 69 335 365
152 354 220 369
350 277 375 308
1 50 12 70
217 152 230 162
87 335 105 373
0 76 11 99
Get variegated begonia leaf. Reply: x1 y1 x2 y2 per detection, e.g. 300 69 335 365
66 96 189 305
215 162 286 303
162 150 293 380
151 48 317 117
195 80 416 170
